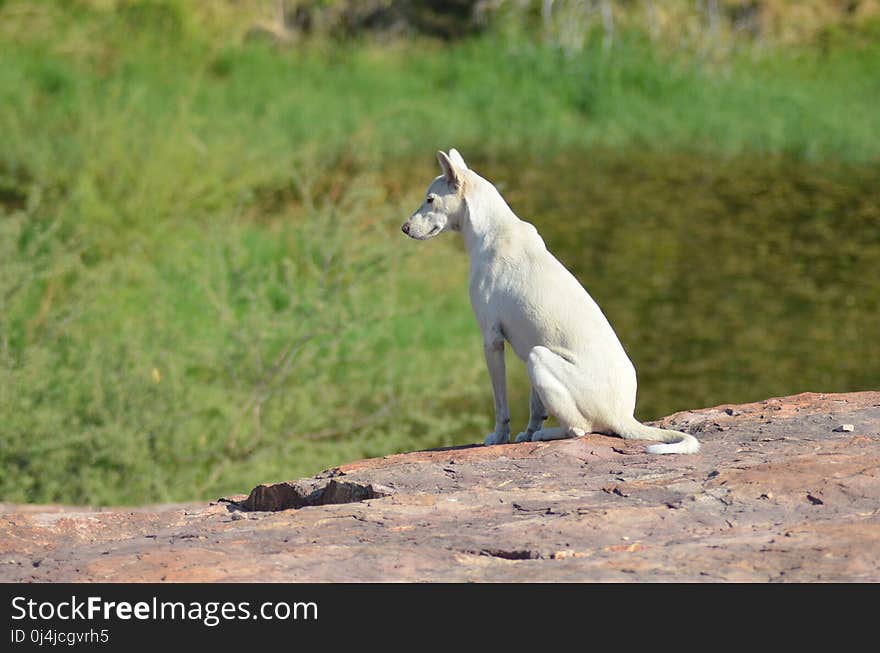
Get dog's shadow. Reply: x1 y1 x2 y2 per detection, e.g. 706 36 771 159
417 443 484 454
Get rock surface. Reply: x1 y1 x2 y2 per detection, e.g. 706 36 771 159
2 391 879 582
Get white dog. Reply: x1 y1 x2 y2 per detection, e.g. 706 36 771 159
401 149 699 454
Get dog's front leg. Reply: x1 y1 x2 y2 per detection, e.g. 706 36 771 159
482 333 510 445
514 387 548 443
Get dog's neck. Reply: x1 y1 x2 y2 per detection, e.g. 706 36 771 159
459 174 519 258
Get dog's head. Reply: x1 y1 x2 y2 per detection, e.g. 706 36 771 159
401 149 469 240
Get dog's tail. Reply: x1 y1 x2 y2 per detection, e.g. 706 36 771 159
613 416 700 454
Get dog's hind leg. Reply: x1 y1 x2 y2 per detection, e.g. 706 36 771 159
518 346 592 442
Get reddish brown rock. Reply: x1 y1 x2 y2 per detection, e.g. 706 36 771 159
2 391 879 582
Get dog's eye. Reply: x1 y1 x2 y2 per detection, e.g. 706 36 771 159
426 197 434 204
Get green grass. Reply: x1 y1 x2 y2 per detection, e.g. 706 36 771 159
1 1 878 504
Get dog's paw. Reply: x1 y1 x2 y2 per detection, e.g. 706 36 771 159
483 431 510 446
514 431 533 443
529 427 569 442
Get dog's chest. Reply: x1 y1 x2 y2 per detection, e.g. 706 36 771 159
468 255 536 332
470 255 512 301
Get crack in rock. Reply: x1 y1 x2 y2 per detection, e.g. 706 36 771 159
237 479 395 512
476 548 540 560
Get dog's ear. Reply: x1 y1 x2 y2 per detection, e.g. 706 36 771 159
448 149 468 170
437 150 462 187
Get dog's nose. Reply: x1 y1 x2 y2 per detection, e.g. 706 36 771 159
401 222 410 234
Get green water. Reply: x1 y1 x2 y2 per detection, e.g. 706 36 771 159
458 149 880 420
